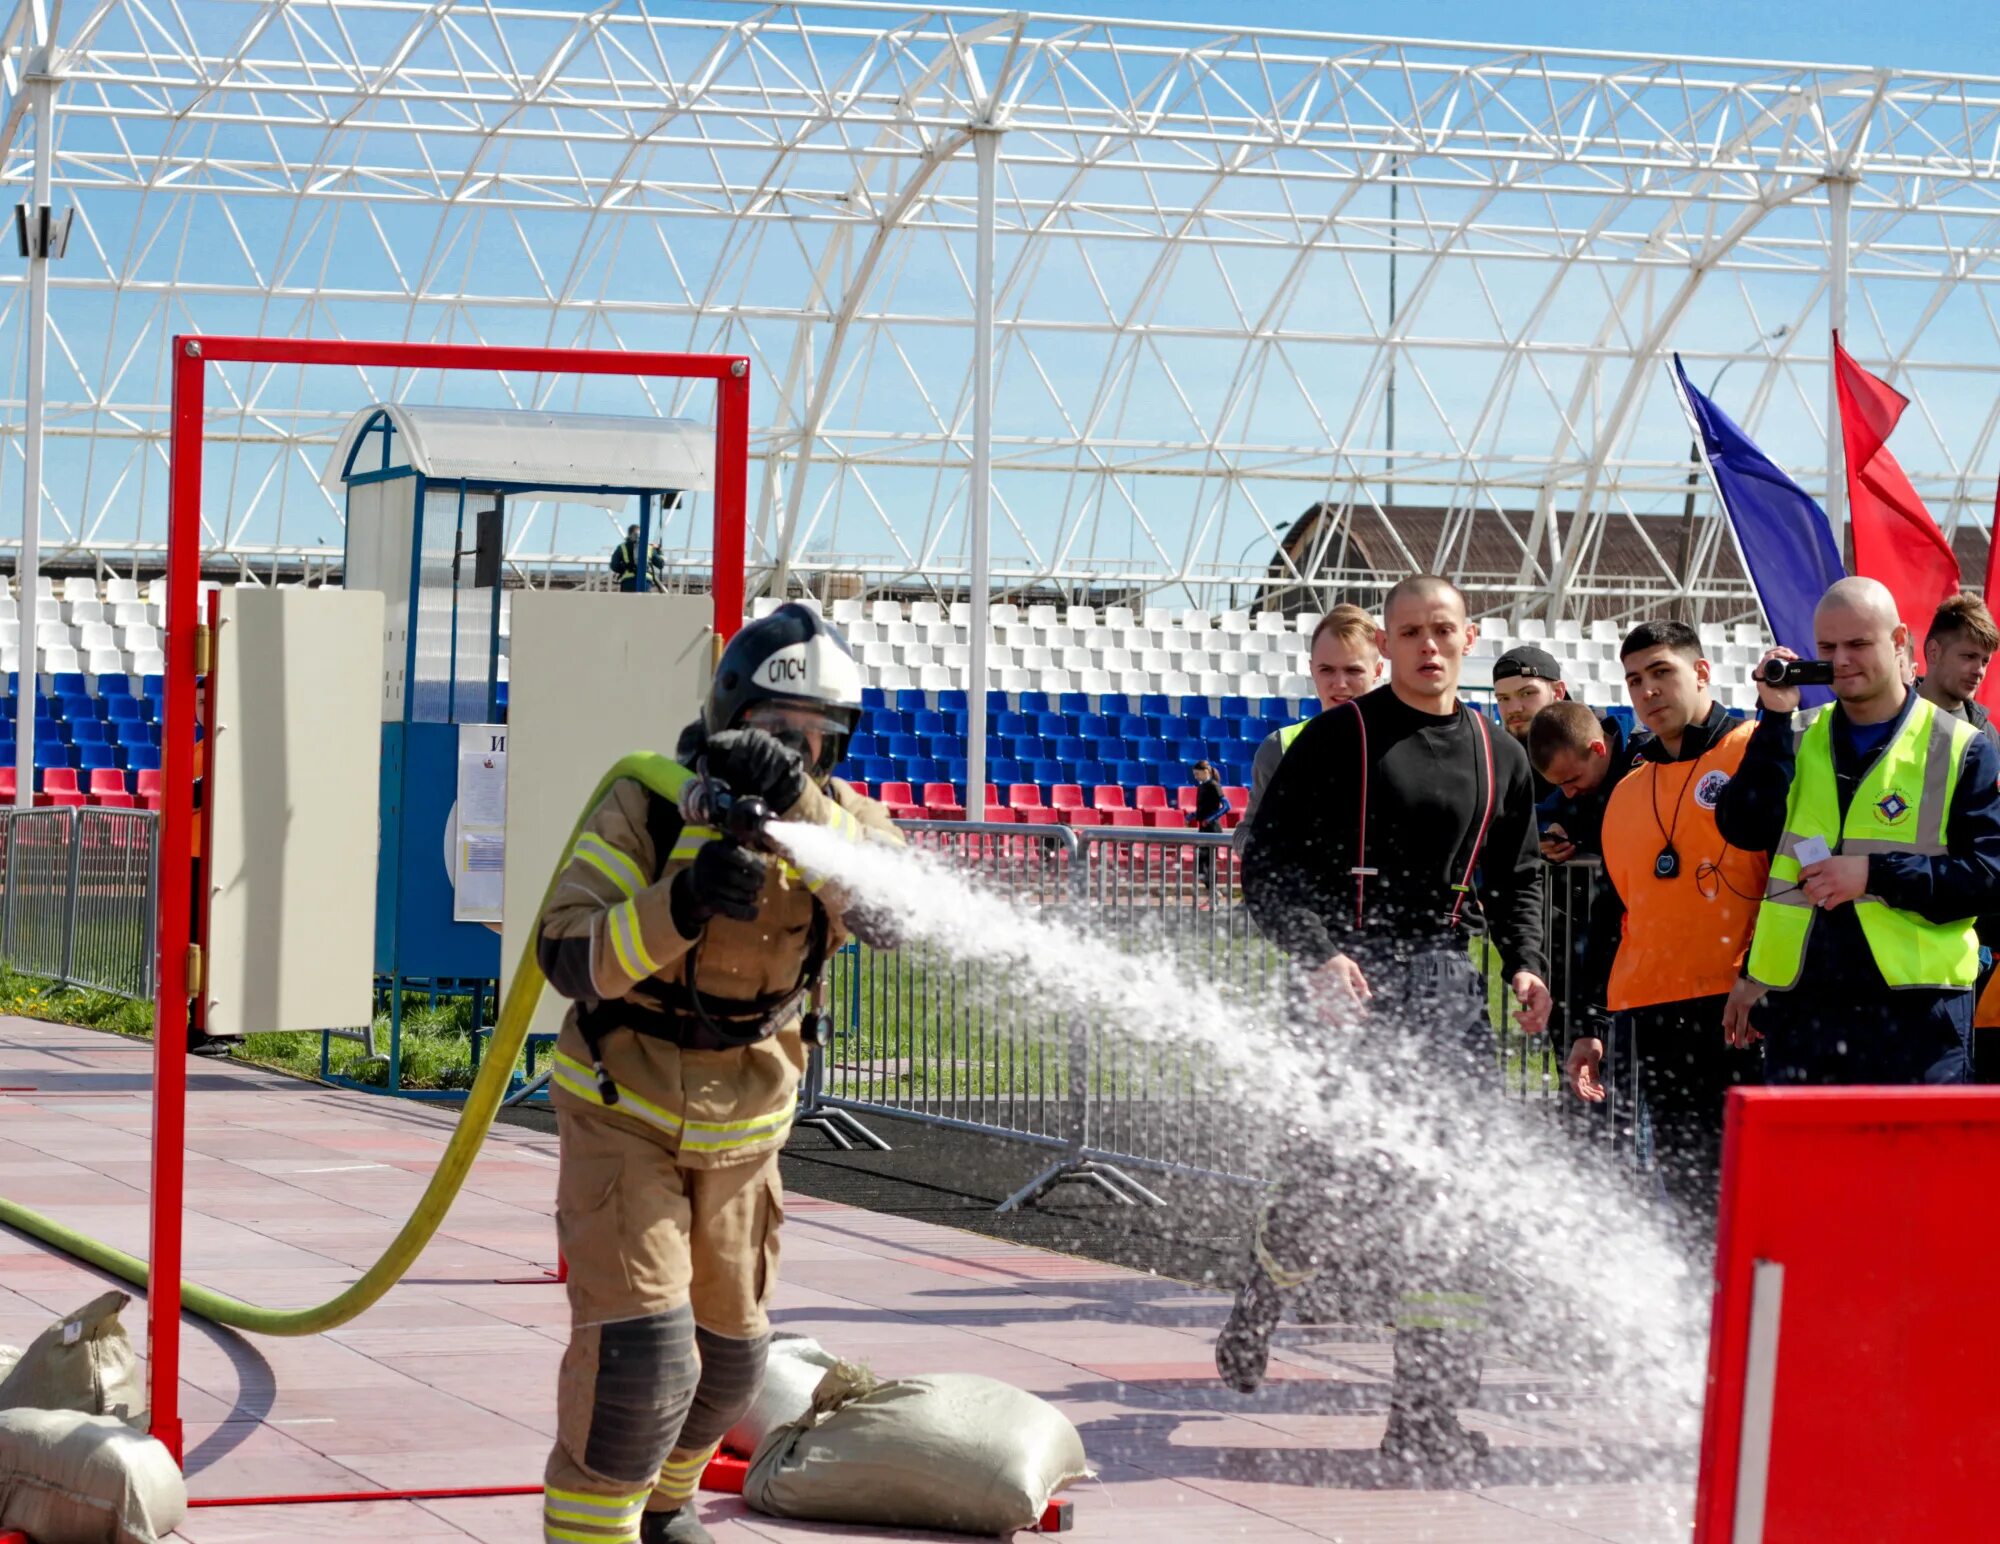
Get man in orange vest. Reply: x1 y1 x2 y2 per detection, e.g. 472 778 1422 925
1554 620 1767 1236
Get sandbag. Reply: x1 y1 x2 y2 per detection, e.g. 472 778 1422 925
723 1335 842 1458
0 1409 187 1544
744 1364 1089 1536
0 1292 144 1422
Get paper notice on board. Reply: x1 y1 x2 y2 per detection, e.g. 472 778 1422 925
454 723 509 923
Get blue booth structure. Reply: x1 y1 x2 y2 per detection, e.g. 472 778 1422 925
322 403 712 1092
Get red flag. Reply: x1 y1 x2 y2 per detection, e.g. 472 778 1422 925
1982 471 2000 712
1833 332 1959 656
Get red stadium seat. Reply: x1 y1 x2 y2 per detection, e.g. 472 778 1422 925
877 780 921 819
1176 785 1200 813
91 792 137 809
1049 784 1084 811
1016 805 1058 825
0 769 13 802
1091 784 1126 811
921 782 964 818
36 790 86 809
1106 808 1145 827
1224 786 1248 812
1146 808 1184 828
844 780 869 798
1133 786 1168 811
41 768 80 796
89 769 129 799
136 769 165 799
1008 783 1042 808
1057 805 1104 826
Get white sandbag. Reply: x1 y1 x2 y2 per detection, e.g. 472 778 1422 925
744 1364 1089 1536
0 1409 187 1544
0 1291 144 1422
723 1335 841 1457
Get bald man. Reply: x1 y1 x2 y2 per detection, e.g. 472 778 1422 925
1715 577 2000 1086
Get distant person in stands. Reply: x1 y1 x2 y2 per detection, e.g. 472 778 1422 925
611 524 667 593
1560 623 1765 1237
1238 605 1382 839
1189 759 1227 894
1717 576 2000 1086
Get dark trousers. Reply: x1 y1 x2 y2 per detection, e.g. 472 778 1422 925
1624 998 1763 1238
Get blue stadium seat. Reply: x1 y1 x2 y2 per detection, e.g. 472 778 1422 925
1238 718 1269 741
1007 735 1045 762
1029 758 1064 787
69 719 106 744
76 743 118 771
1016 691 1050 714
126 745 162 772
894 688 929 714
1099 694 1130 717
1138 693 1170 717
912 709 946 735
861 687 887 710
1110 713 1146 740
865 708 905 735
931 736 967 761
115 721 156 749
939 690 969 713
986 690 1011 714
1299 698 1323 718
1057 692 1091 716
1178 695 1210 720
859 756 896 785
1136 737 1174 765
1108 760 1147 787
1073 761 1106 786
52 672 89 697
1033 712 1068 738
943 758 968 786
1051 735 1086 762
140 675 165 701
1078 714 1114 739
886 733 923 759
995 712 1029 737
989 757 1021 786
34 740 71 768
943 710 970 737
1219 696 1252 720
495 682 509 712
58 692 96 721
1258 696 1289 721
903 756 940 784
1196 716 1230 742
847 733 880 759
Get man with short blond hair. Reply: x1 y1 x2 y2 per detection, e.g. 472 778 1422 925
1239 604 1384 836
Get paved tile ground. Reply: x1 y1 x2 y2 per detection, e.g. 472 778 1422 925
0 1021 1695 1541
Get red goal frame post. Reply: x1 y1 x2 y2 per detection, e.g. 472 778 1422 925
150 336 751 1465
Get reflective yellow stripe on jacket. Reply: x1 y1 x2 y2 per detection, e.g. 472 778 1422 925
550 1051 795 1155
1748 697 1979 991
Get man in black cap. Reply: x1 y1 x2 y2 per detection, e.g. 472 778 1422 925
1492 645 1570 756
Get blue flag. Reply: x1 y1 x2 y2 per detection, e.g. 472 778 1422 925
1670 354 1845 706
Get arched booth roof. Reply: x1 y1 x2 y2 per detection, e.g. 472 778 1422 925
323 404 715 507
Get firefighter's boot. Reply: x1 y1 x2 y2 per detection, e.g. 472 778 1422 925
1215 1256 1286 1394
1378 1327 1489 1483
640 1504 714 1544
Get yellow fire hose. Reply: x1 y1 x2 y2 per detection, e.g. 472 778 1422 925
0 752 689 1336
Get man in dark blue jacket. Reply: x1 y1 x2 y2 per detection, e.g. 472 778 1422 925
1715 577 2000 1085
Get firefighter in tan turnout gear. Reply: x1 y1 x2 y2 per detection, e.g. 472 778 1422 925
537 604 899 1544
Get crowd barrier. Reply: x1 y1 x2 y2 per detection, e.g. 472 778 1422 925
0 806 158 1000
808 820 1627 1204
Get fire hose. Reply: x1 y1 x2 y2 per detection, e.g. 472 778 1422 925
0 751 694 1336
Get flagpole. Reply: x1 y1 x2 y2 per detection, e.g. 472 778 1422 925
1825 177 1853 562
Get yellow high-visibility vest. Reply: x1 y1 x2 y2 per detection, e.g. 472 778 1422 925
1747 695 1979 992
1278 718 1310 752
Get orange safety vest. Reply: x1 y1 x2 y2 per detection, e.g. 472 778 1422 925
1601 721 1767 1011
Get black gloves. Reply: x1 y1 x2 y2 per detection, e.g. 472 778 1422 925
702 726 807 812
671 838 767 931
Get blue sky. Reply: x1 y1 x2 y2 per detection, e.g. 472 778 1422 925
1062 1 1999 78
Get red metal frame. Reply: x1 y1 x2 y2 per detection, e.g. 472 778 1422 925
151 336 751 1469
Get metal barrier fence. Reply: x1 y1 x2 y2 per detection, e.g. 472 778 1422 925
0 807 159 1000
810 821 1628 1205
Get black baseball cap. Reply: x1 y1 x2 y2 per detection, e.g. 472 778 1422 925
1493 645 1563 684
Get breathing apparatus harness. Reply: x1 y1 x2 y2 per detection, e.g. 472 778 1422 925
573 755 834 1108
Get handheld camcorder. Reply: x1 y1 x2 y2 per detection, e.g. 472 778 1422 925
1756 657 1836 689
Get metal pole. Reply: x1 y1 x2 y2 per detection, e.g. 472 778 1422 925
635 490 652 595
15 73 54 810
1825 177 1853 558
966 127 999 823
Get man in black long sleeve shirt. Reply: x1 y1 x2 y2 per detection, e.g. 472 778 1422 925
1715 577 2000 1085
1219 575 1550 1480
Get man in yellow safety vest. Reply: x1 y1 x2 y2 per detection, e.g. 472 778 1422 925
1236 604 1382 842
1714 576 2000 1085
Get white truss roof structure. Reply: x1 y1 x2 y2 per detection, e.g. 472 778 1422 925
3 1 2000 618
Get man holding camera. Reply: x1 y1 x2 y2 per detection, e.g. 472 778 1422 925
534 604 900 1544
1715 577 2000 1086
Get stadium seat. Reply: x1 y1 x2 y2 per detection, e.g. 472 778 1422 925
912 709 946 735
1146 808 1184 828
988 757 1021 786
1177 786 1200 813
876 781 920 819
1092 785 1126 811
1178 695 1209 719
842 779 869 798
40 767 80 796
1225 786 1249 813
894 688 928 714
135 768 165 799
1057 692 1091 716
126 745 162 771
69 718 106 744
858 756 895 785
1099 693 1130 717
921 782 964 818
938 690 969 712
1106 808 1146 828
903 756 940 785
1029 759 1064 787
1058 805 1104 826
860 687 887 710
1016 691 1050 714
88 769 131 806
1133 785 1169 811
37 789 85 809
1049 784 1084 812
1015 805 1058 825
0 769 12 802
76 743 118 771
114 721 155 749
1072 761 1106 787
1107 760 1147 787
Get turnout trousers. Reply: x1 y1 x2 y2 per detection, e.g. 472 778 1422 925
543 1104 782 1544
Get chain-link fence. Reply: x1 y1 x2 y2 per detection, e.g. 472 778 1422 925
0 807 159 999
807 822 1629 1203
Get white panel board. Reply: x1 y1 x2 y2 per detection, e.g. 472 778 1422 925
208 589 384 1036
501 593 712 1040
